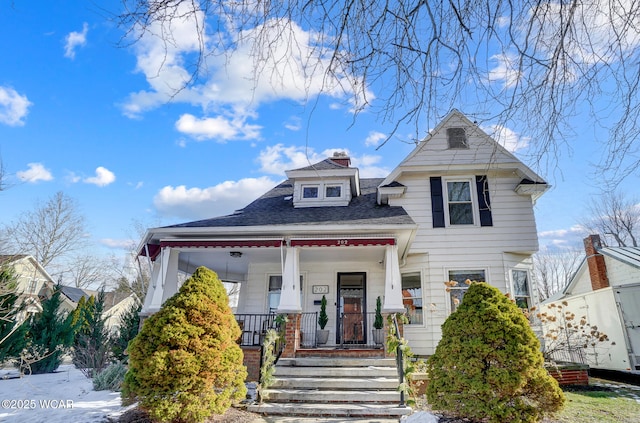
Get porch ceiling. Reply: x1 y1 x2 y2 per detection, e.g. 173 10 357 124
176 245 388 281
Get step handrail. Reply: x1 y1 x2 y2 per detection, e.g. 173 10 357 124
391 314 407 408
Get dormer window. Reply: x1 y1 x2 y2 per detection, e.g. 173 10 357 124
302 185 319 198
447 127 468 149
326 185 342 198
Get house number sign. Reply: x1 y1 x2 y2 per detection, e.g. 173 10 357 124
312 285 329 294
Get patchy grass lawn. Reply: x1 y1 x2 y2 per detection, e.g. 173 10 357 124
415 383 640 423
549 388 640 423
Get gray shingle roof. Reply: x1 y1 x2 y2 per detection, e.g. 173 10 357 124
166 178 414 229
600 246 640 270
290 158 348 171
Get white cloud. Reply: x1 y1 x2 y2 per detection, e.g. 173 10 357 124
0 86 32 126
487 53 521 88
257 144 389 177
100 238 135 250
284 116 302 131
16 163 53 183
84 166 116 187
64 22 88 59
153 176 278 220
121 4 367 139
175 114 261 141
364 131 387 147
483 124 530 152
538 225 586 250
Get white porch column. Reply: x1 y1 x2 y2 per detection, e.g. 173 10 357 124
383 244 406 313
161 248 180 303
142 257 163 313
277 246 302 313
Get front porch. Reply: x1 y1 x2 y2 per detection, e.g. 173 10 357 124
236 311 391 381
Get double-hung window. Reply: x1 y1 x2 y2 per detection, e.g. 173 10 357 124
446 180 474 225
401 272 423 324
512 269 531 309
447 269 486 312
268 275 304 313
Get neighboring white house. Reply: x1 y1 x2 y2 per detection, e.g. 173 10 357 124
543 234 640 371
0 254 55 319
137 110 549 356
59 286 139 333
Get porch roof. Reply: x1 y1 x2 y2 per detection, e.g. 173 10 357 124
163 178 413 229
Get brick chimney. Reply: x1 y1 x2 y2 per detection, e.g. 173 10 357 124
584 234 609 291
331 151 351 167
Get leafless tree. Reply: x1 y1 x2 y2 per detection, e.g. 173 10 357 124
116 1 640 180
582 191 640 247
64 254 116 289
1 191 87 270
533 247 583 301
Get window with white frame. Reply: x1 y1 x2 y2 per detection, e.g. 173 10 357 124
447 269 486 312
512 269 531 309
302 185 319 199
325 185 342 198
28 279 38 293
268 275 304 312
445 179 474 225
401 272 423 324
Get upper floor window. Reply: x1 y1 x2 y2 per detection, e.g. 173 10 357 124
512 269 531 309
28 279 37 293
446 180 474 225
447 127 468 149
302 185 319 199
447 269 486 312
402 272 423 324
431 176 492 228
326 185 342 198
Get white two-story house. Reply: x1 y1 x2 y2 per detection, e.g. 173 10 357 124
138 110 548 376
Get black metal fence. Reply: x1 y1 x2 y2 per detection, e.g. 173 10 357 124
235 311 385 349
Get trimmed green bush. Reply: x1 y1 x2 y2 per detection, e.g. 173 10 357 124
93 361 128 391
122 267 247 423
426 282 564 423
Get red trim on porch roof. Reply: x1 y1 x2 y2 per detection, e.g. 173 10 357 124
139 239 283 260
289 238 396 247
159 240 284 249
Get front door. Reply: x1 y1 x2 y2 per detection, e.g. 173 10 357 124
337 272 366 344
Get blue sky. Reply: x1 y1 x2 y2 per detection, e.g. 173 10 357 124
0 1 636 265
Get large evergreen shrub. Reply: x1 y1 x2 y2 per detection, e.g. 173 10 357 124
111 300 141 363
426 282 564 423
24 287 75 374
122 267 247 423
72 290 112 378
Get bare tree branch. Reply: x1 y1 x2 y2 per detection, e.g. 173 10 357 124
114 0 640 182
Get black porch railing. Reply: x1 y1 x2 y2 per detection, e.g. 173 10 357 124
235 314 277 347
235 311 385 349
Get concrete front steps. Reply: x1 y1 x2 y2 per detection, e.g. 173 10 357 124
248 355 412 418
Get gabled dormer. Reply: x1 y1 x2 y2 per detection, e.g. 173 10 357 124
285 152 360 208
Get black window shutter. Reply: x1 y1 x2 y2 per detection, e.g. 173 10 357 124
476 175 493 227
430 177 445 228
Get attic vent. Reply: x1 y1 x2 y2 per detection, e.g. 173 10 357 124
447 128 468 149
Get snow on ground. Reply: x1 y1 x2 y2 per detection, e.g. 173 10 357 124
0 365 128 423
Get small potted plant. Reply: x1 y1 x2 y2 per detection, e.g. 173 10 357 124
372 296 384 345
317 295 330 344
